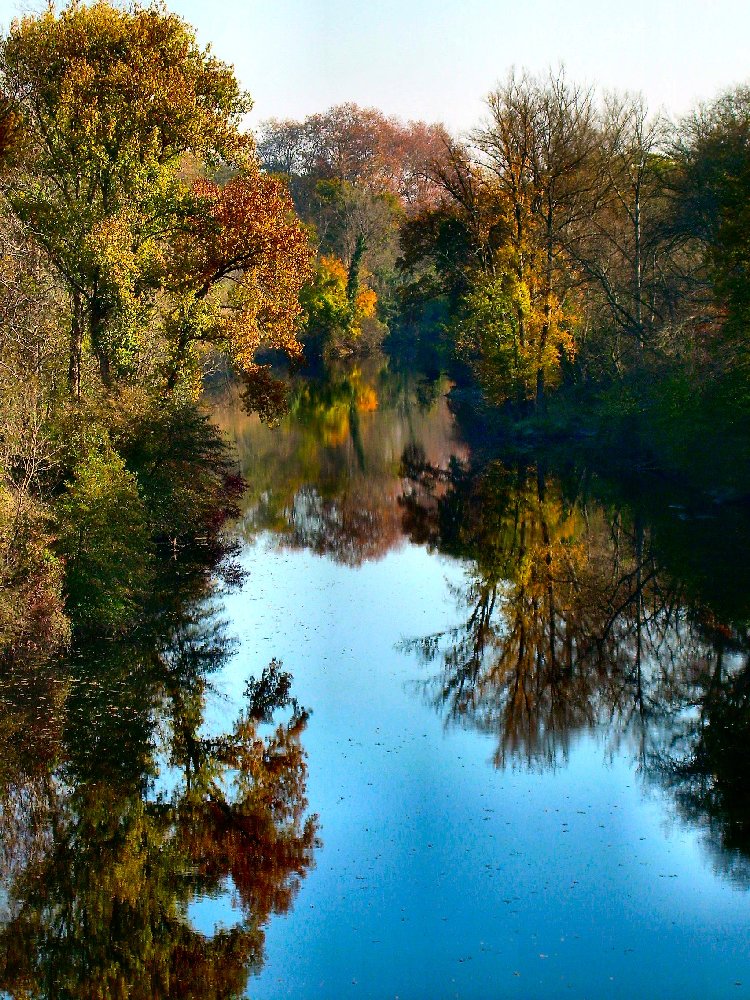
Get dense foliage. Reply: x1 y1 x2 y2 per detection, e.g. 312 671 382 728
397 70 750 489
258 73 750 486
0 1 313 663
258 104 449 359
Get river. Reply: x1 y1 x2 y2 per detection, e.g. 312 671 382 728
1 359 749 998
210 361 750 999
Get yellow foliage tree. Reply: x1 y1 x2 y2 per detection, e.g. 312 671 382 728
300 253 380 357
0 2 312 397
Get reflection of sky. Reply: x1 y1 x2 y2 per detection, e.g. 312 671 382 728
189 876 241 937
202 535 750 999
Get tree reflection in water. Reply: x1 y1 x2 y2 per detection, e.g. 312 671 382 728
213 356 467 567
400 452 750 879
652 621 750 884
0 581 318 997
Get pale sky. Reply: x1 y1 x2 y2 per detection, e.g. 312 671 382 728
2 0 749 132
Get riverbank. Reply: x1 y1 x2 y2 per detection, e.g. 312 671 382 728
447 364 750 507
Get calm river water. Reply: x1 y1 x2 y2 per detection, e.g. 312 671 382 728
1 362 749 999
209 364 750 999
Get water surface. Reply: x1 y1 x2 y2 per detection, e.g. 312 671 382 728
1 361 750 999
210 365 750 999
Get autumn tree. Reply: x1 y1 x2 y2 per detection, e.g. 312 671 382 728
165 170 312 386
564 93 699 375
259 104 451 351
591 96 669 359
300 254 380 357
258 103 449 212
402 71 599 408
0 207 69 667
395 135 518 373
672 86 750 352
470 69 599 408
0 2 311 397
310 178 401 294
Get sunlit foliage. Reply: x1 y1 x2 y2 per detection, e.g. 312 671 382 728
0 1 311 395
301 254 379 358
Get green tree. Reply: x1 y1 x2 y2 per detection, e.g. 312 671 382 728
455 271 537 404
0 2 311 400
0 1 251 394
473 69 597 409
674 86 750 348
56 445 154 632
300 254 380 357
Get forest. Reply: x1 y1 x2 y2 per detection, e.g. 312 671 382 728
260 73 750 487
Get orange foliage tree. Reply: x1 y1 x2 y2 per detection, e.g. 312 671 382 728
300 253 379 357
259 103 450 213
166 171 313 386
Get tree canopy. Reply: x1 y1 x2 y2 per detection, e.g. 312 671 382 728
0 1 311 395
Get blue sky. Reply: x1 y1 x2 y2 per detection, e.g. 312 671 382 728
2 0 749 131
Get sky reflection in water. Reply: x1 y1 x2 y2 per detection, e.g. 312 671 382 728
1 365 747 997
208 367 750 999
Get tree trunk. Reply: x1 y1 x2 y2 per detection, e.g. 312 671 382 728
96 347 112 389
535 366 546 412
166 326 191 391
536 210 554 414
68 292 83 399
90 304 112 389
346 233 367 305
